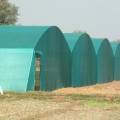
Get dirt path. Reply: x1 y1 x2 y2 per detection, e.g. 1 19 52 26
3 100 119 120
53 81 120 94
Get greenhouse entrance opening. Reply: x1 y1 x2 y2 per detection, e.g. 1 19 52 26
35 58 40 91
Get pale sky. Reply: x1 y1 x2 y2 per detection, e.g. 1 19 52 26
9 0 120 41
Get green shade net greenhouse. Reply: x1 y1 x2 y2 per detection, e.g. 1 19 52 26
111 42 120 80
64 33 97 87
92 38 114 83
0 26 71 92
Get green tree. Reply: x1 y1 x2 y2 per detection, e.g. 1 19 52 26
0 0 19 25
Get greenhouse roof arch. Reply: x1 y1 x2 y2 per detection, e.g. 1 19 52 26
111 42 120 80
64 33 97 87
110 42 120 55
0 26 71 92
92 38 114 83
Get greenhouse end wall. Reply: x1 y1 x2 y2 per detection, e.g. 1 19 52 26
111 42 120 80
0 49 35 92
64 33 97 87
92 38 114 83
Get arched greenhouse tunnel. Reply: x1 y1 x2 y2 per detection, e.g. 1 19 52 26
0 26 71 92
64 33 97 87
92 38 114 83
111 42 120 80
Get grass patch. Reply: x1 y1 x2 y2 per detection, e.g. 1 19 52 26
1 92 120 105
84 101 120 107
65 94 106 102
0 91 57 101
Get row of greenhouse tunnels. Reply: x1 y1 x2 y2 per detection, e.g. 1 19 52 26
0 26 119 92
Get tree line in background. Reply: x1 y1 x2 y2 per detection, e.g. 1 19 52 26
73 30 86 33
113 40 120 42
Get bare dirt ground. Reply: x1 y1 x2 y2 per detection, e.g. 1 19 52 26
53 81 120 95
0 99 120 120
0 81 120 120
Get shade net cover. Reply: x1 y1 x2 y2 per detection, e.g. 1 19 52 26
64 33 97 87
92 38 114 83
111 42 120 80
0 49 35 92
0 26 71 92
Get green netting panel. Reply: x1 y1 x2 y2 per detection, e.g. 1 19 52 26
64 33 97 87
0 26 71 91
0 26 50 48
111 42 120 80
27 52 35 91
0 49 34 92
92 38 114 83
35 27 71 91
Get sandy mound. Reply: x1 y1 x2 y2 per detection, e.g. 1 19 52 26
52 81 120 94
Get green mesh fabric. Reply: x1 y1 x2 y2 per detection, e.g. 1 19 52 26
0 26 50 48
0 49 34 92
27 52 35 91
111 42 120 80
110 42 119 55
64 33 97 87
35 27 71 91
0 26 71 92
92 38 114 83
